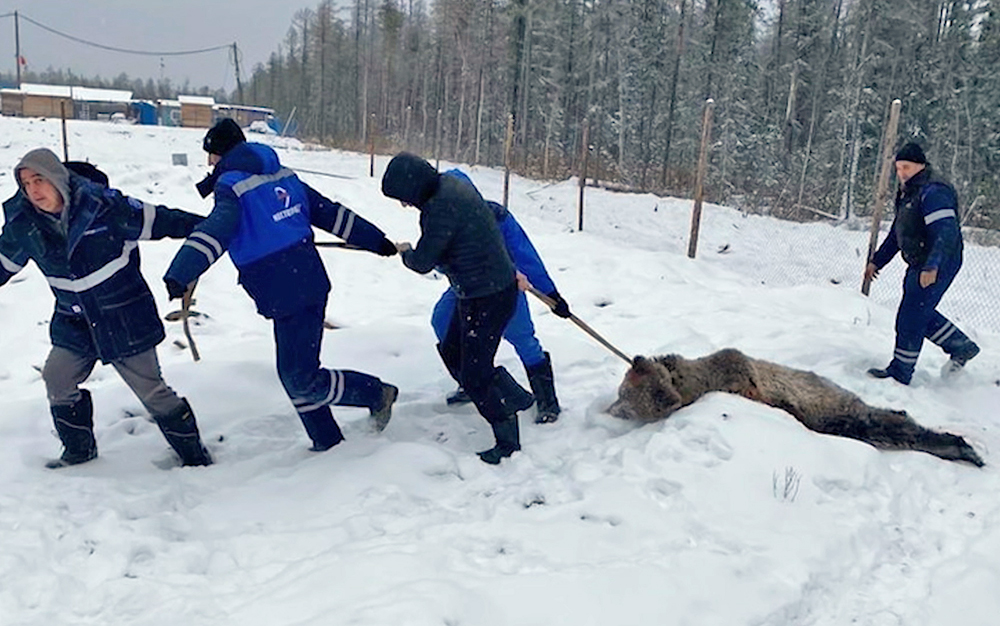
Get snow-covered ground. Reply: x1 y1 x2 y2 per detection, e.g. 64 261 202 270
1 116 998 626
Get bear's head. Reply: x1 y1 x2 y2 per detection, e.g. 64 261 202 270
608 355 684 422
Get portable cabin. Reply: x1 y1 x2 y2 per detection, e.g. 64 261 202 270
213 103 276 128
178 95 215 128
157 100 182 127
72 87 132 121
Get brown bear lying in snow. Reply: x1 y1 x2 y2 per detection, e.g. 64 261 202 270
608 348 983 466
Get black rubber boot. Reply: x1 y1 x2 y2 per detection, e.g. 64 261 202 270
477 414 521 465
526 352 561 424
46 389 98 469
446 387 472 405
154 399 213 466
493 366 535 414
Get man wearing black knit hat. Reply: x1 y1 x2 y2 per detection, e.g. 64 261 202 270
165 118 401 452
864 141 980 384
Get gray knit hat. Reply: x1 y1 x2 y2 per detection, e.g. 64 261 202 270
15 148 71 208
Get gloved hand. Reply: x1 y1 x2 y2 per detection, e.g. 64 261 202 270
547 291 571 318
165 278 188 301
377 238 398 257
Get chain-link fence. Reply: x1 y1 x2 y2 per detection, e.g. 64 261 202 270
733 215 1000 336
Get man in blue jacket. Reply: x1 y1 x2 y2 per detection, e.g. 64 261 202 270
0 148 212 468
865 142 980 385
382 153 534 464
431 170 570 424
164 119 399 452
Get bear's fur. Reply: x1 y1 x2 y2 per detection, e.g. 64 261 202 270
608 348 984 467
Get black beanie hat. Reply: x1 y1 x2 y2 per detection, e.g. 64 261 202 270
203 118 246 156
895 142 926 165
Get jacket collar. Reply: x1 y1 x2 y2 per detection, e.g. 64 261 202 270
196 142 280 198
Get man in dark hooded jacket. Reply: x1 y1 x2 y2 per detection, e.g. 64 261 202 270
0 148 212 468
164 119 399 452
865 142 979 385
381 152 534 464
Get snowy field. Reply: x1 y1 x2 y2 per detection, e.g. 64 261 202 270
1 116 998 626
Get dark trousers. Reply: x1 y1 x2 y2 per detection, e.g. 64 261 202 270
438 282 518 424
273 305 384 447
887 257 976 383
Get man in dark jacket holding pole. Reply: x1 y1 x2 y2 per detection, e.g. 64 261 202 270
431 169 570 424
865 142 980 385
0 148 212 468
381 152 534 464
164 119 399 452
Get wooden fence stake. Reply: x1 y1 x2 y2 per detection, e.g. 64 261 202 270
687 98 714 259
862 99 902 295
578 121 590 231
60 101 69 161
368 113 376 177
435 108 443 171
502 113 515 208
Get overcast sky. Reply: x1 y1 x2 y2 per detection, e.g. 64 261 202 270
1 1 315 97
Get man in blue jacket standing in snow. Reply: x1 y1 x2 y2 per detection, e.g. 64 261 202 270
0 148 212 468
164 119 399 452
865 142 980 385
431 170 570 424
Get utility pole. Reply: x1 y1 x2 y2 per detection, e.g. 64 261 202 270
232 42 244 104
14 11 22 88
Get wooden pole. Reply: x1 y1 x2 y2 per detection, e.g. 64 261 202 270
687 99 715 259
502 113 515 208
60 101 70 161
434 108 443 170
526 285 632 364
861 98 902 296
14 11 22 88
181 281 200 362
577 121 589 232
232 42 243 104
368 113 376 177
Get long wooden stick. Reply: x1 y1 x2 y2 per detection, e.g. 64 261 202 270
525 285 632 365
182 280 200 362
862 98 902 296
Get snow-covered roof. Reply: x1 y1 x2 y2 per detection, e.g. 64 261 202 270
71 87 132 103
178 95 215 106
18 83 72 98
4 83 133 102
215 104 275 114
157 99 181 107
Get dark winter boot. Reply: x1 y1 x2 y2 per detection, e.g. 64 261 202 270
941 342 980 379
153 399 213 466
369 383 399 433
446 387 472 406
46 389 98 469
493 367 535 414
477 414 521 465
526 352 561 424
299 405 345 452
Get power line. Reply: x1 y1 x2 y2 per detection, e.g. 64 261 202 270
16 13 232 57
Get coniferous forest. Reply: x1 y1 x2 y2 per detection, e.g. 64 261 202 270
245 0 1000 229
